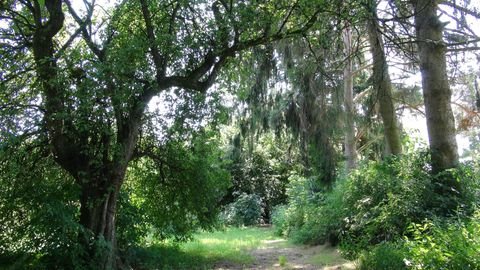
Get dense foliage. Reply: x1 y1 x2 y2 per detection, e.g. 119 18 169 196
0 128 230 268
224 132 296 223
220 193 264 226
274 152 480 268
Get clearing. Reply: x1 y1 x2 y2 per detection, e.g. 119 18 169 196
180 227 355 270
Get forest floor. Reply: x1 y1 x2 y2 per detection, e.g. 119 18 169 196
177 227 355 270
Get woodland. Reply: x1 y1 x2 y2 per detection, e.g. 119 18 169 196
0 0 480 269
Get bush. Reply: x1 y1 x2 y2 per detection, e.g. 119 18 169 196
126 131 231 241
339 152 433 256
280 175 323 243
0 143 86 269
358 242 407 270
116 188 149 253
341 153 480 257
360 213 480 270
271 205 288 236
277 151 479 268
274 174 345 245
402 213 480 269
221 193 264 226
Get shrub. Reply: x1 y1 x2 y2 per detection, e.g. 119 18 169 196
116 188 149 252
342 154 480 256
402 213 480 269
271 204 288 236
221 193 263 226
0 143 86 269
126 131 231 241
339 152 434 257
358 242 407 270
281 174 324 243
280 151 480 266
278 174 345 245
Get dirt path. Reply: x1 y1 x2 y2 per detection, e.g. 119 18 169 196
213 239 355 270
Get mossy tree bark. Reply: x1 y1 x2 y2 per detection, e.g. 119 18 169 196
366 1 402 156
411 0 459 173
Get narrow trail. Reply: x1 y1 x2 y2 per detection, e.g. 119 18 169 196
213 239 355 270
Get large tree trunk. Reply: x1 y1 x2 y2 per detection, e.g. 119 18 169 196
78 172 123 269
367 2 402 156
31 3 124 269
411 0 459 173
342 25 357 171
411 0 461 215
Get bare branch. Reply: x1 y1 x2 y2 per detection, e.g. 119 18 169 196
64 0 105 60
440 1 480 19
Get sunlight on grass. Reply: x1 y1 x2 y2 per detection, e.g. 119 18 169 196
133 227 354 269
180 227 279 265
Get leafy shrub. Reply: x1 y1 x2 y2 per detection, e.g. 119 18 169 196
402 213 480 269
0 143 86 269
448 161 480 215
278 150 480 259
281 174 323 242
339 152 433 256
221 193 263 226
341 153 480 257
278 255 288 266
116 188 149 252
358 242 407 270
277 174 344 245
305 180 345 245
226 133 293 223
271 204 288 236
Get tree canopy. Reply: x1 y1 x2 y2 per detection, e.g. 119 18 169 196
1 0 479 269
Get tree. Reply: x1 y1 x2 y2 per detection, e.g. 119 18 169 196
0 0 320 268
410 0 459 173
366 0 402 156
342 23 358 170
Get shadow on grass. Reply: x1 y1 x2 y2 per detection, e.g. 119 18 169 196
125 227 277 269
125 244 215 270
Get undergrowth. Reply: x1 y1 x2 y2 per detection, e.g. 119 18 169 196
274 151 480 269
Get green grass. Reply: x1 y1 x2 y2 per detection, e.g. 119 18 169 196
278 255 288 266
127 227 280 269
181 227 278 264
126 227 353 269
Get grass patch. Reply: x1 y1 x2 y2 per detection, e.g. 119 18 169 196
126 244 211 270
126 227 354 269
182 227 278 264
128 227 280 269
